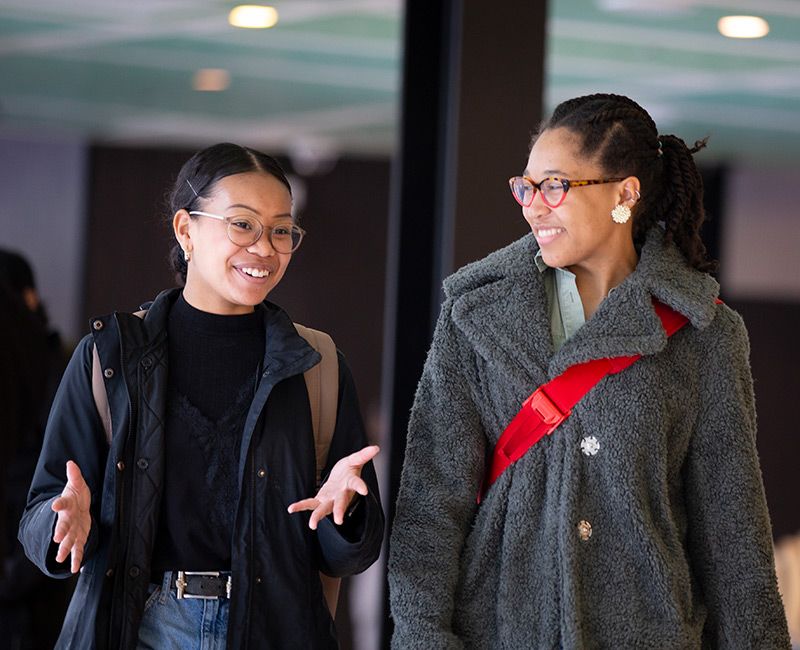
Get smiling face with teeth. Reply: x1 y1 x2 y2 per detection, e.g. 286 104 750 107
522 127 640 287
174 171 294 315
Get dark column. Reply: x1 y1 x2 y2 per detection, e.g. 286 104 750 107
380 1 546 645
445 3 547 274
699 165 727 272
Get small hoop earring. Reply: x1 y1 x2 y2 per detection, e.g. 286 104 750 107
611 204 632 224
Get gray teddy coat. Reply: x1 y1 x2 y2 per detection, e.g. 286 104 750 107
389 229 790 649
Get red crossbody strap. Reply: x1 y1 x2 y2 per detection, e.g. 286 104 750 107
478 299 693 502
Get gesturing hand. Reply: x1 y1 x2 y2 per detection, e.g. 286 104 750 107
51 460 92 574
288 445 379 530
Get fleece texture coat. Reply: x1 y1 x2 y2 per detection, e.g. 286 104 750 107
389 229 789 649
18 288 384 650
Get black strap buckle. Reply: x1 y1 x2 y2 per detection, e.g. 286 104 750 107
174 571 232 600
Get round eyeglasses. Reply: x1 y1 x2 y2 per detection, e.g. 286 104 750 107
508 176 624 209
189 211 305 254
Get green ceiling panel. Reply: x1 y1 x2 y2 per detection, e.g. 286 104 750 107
275 14 399 40
1 1 799 162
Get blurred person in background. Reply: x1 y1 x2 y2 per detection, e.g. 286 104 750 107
18 143 384 649
0 249 71 422
0 250 71 649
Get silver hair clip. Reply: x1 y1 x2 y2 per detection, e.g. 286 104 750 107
186 179 200 197
657 140 664 157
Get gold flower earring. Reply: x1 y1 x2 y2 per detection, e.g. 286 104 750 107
611 189 640 224
611 204 631 224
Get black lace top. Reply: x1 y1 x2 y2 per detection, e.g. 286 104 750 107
151 294 265 573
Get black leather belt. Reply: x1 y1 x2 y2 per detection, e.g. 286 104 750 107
169 571 232 600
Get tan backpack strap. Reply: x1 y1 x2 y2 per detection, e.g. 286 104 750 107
293 322 341 618
319 572 341 620
91 344 113 445
91 309 147 446
293 323 339 486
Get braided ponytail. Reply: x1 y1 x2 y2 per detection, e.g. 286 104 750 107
539 94 715 272
645 135 714 272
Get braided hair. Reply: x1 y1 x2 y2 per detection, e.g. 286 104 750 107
167 143 292 284
539 93 714 272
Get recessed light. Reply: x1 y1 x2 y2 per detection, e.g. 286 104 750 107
228 5 279 29
193 69 231 92
718 15 769 39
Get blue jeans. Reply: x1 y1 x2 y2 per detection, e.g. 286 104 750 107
136 571 229 650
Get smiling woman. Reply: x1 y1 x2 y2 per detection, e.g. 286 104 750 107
173 166 296 314
18 142 384 649
388 94 790 648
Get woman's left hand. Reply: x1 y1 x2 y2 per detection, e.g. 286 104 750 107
288 445 380 530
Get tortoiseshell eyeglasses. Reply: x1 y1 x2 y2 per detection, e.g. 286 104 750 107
508 176 624 209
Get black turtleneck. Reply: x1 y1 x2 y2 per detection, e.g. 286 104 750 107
151 294 265 574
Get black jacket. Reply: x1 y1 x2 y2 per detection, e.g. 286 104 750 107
19 289 384 649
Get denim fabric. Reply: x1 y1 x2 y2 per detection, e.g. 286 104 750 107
136 572 229 650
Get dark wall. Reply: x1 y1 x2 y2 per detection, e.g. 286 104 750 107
82 146 389 424
728 299 800 539
83 146 191 320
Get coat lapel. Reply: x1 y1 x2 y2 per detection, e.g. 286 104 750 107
547 277 665 376
447 228 720 387
449 235 552 388
550 228 720 376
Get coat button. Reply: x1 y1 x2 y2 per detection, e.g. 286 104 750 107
255 576 262 584
577 520 593 542
116 461 125 472
141 357 152 369
103 368 114 379
580 436 600 456
137 458 149 470
257 468 266 478
92 320 104 331
106 568 114 577
129 566 140 578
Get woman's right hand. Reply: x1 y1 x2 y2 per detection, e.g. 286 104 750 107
51 460 92 573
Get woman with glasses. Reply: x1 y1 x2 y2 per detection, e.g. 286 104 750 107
19 143 384 649
389 94 789 648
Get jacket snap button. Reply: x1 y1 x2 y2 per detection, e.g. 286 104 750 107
116 461 125 472
580 436 600 456
106 568 114 577
577 520 593 542
141 357 152 369
257 468 266 478
129 566 140 578
255 576 262 584
92 320 104 331
103 368 114 379
137 458 149 470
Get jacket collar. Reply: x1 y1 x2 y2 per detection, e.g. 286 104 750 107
447 227 719 383
105 288 320 379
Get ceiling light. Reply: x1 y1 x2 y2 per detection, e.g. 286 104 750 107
596 0 693 15
228 5 279 29
193 69 231 92
717 15 769 39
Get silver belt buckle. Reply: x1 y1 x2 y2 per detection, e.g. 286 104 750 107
175 570 231 600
